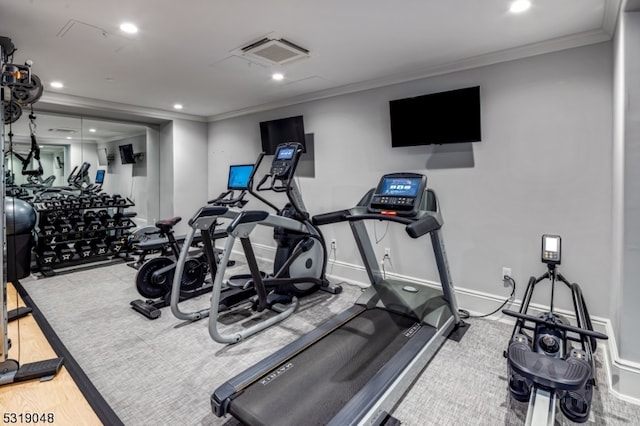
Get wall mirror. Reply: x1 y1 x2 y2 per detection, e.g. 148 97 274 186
4 111 157 227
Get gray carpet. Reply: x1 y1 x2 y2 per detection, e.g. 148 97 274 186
20 262 640 426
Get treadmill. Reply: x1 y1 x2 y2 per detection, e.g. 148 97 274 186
212 172 468 425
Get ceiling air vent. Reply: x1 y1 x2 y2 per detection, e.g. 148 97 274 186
47 128 78 134
241 37 309 65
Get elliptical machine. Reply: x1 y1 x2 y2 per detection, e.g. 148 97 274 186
503 235 608 425
170 142 341 343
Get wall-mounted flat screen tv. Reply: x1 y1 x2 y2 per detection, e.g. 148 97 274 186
119 144 136 164
389 86 481 147
259 115 306 155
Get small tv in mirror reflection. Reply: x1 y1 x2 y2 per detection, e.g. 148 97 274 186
119 144 136 164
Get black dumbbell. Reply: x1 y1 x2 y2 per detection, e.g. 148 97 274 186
38 246 58 266
91 240 109 256
74 241 93 259
55 245 76 263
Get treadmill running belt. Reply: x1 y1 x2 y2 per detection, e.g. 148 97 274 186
228 308 418 426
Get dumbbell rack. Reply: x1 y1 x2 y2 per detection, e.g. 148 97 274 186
33 192 137 277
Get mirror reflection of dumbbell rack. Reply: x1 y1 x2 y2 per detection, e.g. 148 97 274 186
33 192 137 277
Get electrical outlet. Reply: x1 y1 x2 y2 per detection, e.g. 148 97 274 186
385 248 391 257
502 267 512 279
331 239 337 250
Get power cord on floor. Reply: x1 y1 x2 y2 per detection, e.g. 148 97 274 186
458 275 516 319
381 253 393 279
329 242 337 275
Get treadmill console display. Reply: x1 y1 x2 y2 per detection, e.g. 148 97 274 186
368 173 427 217
270 142 302 179
541 234 561 265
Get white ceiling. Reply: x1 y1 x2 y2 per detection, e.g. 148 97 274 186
1 0 620 122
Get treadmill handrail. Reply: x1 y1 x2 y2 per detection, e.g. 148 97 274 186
312 210 442 238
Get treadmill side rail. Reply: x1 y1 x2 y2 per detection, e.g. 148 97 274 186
328 315 455 426
211 305 366 416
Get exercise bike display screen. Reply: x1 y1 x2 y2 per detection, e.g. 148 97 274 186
368 173 427 216
276 147 295 160
227 164 255 190
95 169 105 184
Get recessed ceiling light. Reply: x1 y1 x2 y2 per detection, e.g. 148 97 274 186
66 136 72 140
50 81 63 88
510 0 531 13
272 73 284 81
173 104 183 110
120 22 138 34
89 128 96 133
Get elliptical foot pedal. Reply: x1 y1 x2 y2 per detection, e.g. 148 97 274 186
8 306 33 322
14 357 64 382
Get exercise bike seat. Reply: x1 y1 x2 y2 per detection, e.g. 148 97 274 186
155 217 182 233
508 340 591 391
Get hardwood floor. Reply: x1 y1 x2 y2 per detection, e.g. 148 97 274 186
0 283 102 425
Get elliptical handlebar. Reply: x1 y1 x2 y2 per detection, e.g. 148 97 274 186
207 189 249 208
255 173 272 192
248 144 306 214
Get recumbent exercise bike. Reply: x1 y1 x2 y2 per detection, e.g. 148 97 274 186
503 234 608 424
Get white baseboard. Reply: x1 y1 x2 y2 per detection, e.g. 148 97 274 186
235 243 640 404
602 322 640 404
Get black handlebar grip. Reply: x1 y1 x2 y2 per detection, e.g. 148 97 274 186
198 206 229 217
226 210 270 233
405 215 441 239
188 206 229 226
312 210 350 226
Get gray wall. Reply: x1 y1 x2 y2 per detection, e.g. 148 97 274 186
208 42 613 318
170 119 209 234
146 126 161 226
159 121 174 222
612 9 640 364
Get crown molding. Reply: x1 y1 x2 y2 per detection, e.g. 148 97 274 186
37 92 207 124
209 29 613 122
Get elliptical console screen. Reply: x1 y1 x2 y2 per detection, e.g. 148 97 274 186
227 164 255 190
368 173 427 217
276 147 295 160
270 142 302 179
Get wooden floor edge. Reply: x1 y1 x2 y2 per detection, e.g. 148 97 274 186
3 280 124 426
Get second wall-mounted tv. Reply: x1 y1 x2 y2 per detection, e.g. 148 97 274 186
259 115 306 155
389 86 481 147
119 144 136 164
